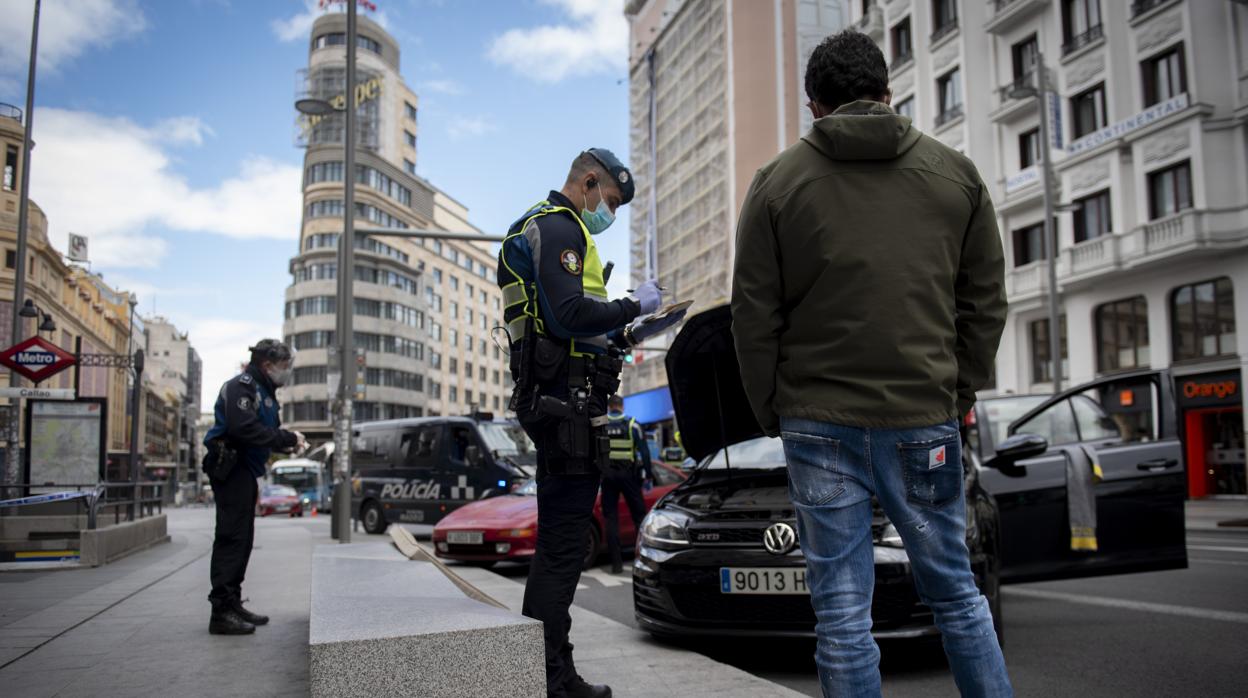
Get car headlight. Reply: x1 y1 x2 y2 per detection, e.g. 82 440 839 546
640 509 691 550
877 522 904 548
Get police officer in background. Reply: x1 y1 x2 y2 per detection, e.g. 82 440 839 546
601 394 653 574
202 340 306 635
498 149 685 698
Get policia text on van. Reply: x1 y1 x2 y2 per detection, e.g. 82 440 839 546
497 149 686 698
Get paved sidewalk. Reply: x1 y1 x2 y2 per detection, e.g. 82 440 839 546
0 509 802 697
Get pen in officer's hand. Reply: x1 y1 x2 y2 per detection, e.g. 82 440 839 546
627 286 669 293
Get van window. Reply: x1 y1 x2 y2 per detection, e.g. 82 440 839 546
352 430 393 469
398 425 441 469
446 425 478 469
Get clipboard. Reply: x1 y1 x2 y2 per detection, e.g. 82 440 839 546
637 300 693 326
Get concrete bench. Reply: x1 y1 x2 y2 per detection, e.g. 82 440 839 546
309 534 545 697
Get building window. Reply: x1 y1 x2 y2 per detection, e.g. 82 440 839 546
936 68 962 126
1061 0 1103 55
1012 222 1053 267
3 145 16 191
465 361 473 378
405 102 418 121
1147 160 1192 219
404 130 417 148
1172 278 1236 362
449 357 458 373
931 0 958 40
1096 297 1149 372
894 96 914 119
1011 34 1039 82
313 33 382 55
4 250 14 269
890 17 912 65
1142 43 1186 107
1070 83 1106 138
1030 316 1069 384
404 159 416 176
1073 189 1112 242
1019 128 1040 169
449 386 458 403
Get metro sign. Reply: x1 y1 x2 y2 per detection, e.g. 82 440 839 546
0 336 77 384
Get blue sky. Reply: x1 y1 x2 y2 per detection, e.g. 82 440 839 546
0 0 635 407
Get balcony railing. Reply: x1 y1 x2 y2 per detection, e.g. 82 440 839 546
890 52 914 72
1130 0 1169 18
934 104 964 128
998 71 1037 103
1062 24 1103 56
0 103 21 122
930 19 959 44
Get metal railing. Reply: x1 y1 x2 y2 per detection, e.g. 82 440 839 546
930 19 959 44
998 71 1037 103
1062 24 1103 56
0 103 21 122
2 481 165 529
1130 0 1169 18
890 53 914 72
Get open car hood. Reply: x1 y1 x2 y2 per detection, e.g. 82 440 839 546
664 304 764 462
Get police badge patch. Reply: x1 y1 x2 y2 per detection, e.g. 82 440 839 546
238 397 252 411
560 249 582 275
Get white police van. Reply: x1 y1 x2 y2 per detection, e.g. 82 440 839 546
350 413 535 534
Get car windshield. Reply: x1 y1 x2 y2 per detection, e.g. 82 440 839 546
699 437 787 470
479 422 536 458
262 485 297 498
513 478 537 496
982 395 1050 447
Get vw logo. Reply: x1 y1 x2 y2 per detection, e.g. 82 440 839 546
763 522 797 555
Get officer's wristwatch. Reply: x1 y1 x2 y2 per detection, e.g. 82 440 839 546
623 324 638 347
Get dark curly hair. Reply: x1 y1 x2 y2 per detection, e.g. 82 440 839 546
805 30 889 111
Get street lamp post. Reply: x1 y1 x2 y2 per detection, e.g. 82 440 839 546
4 0 41 499
1011 52 1063 392
296 1 358 542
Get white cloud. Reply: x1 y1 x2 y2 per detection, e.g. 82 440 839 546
418 79 464 96
446 116 497 140
0 0 146 81
29 108 302 268
271 0 390 42
486 0 627 83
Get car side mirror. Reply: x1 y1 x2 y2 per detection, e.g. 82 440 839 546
986 433 1049 476
465 445 483 466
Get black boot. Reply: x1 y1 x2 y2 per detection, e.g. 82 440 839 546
232 598 269 626
564 675 612 698
209 607 256 635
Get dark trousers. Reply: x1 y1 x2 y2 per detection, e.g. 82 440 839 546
208 464 257 609
521 469 601 695
600 469 646 568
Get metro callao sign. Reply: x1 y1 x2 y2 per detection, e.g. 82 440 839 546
0 336 78 384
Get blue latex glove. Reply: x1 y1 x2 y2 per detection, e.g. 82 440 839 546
628 308 688 345
633 280 663 315
642 478 654 492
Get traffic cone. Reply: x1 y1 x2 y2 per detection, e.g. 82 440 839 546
310 506 318 517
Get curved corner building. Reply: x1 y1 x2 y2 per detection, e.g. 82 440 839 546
282 12 510 442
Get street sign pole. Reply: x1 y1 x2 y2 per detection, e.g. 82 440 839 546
332 0 358 544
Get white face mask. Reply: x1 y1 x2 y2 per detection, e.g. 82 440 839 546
266 366 292 387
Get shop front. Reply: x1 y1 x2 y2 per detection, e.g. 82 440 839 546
1176 370 1245 498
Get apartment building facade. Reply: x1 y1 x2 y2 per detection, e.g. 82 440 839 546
623 0 850 399
282 12 509 442
856 0 1248 496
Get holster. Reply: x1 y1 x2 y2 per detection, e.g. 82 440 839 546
202 437 239 482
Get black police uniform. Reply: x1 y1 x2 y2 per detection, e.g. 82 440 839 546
601 413 653 572
498 152 639 697
202 363 297 633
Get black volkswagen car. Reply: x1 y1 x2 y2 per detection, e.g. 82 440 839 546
633 306 1188 640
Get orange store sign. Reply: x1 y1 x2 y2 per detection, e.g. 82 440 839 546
1178 373 1240 407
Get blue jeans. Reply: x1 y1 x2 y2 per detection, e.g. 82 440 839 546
781 417 1012 698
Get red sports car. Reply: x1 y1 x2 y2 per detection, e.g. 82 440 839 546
434 462 686 568
256 484 304 517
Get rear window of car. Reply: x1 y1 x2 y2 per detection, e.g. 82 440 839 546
700 437 787 470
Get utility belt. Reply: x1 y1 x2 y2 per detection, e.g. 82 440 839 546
202 437 240 481
508 318 624 475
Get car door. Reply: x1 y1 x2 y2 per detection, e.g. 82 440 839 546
982 371 1187 583
392 424 442 524
438 423 486 515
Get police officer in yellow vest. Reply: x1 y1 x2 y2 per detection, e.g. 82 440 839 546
498 149 685 698
602 394 654 574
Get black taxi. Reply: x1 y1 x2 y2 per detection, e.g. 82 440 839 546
350 413 535 533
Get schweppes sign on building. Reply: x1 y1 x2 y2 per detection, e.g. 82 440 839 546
297 74 384 138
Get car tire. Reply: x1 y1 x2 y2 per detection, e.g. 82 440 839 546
360 500 386 535
581 525 600 570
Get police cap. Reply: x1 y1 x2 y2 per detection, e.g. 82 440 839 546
585 148 634 205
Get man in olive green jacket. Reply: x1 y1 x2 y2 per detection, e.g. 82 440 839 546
731 31 1010 697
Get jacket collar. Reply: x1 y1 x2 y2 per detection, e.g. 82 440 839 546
246 363 276 395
